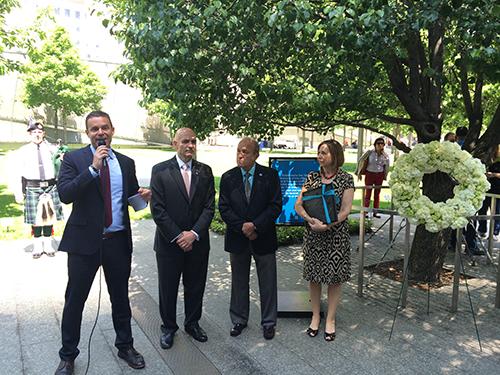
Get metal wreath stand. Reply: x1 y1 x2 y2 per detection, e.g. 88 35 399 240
354 186 500 353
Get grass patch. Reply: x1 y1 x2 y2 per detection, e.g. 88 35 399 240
0 184 23 217
129 206 152 221
343 162 356 173
0 142 24 155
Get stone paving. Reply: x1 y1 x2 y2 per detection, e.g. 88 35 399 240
1 216 499 375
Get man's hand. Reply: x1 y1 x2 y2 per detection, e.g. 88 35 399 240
138 187 152 202
247 232 258 241
92 145 109 170
242 222 256 239
176 231 196 252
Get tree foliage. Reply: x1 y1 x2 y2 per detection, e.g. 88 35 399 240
22 23 106 137
103 0 498 150
0 0 20 74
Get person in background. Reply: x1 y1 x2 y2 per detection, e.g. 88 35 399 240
449 126 482 255
355 137 390 218
53 138 69 179
219 138 282 340
13 120 64 258
295 140 354 342
443 132 456 142
477 144 500 241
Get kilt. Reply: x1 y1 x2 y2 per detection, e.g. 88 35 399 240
24 185 64 225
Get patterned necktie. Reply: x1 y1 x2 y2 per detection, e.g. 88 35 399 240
100 161 112 227
182 164 191 197
244 172 251 202
37 144 46 180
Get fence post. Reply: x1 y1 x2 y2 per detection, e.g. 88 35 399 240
487 196 497 257
357 196 366 297
451 229 462 312
389 194 394 243
401 219 410 307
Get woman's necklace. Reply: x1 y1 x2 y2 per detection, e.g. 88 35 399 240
322 170 336 179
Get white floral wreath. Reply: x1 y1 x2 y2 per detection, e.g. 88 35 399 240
389 141 490 233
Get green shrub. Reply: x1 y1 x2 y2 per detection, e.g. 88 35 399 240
210 207 371 246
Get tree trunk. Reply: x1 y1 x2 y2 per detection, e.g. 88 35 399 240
408 171 455 282
62 113 68 144
54 109 59 138
301 128 306 153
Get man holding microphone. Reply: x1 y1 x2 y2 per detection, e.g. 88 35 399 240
54 111 151 375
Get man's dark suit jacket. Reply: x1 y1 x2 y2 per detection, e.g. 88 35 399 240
150 157 215 253
219 163 282 255
57 145 139 254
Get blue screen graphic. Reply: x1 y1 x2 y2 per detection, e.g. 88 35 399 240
269 157 319 225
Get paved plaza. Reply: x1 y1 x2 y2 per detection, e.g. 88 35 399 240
1 216 499 375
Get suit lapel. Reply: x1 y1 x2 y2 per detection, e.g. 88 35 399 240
235 168 247 204
189 161 199 203
84 146 103 198
248 164 262 203
169 157 190 202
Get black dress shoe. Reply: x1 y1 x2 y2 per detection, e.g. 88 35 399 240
117 347 145 369
230 323 247 337
160 332 175 349
185 324 208 342
263 326 275 340
54 360 74 375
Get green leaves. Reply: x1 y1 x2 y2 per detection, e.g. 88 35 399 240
99 0 498 147
0 0 21 74
22 23 106 117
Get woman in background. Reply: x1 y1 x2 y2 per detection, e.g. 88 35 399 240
477 144 500 241
355 137 390 217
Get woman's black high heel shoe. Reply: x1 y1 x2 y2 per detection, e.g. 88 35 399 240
306 327 319 337
324 331 336 342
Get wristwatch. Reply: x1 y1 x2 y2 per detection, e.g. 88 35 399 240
90 165 99 173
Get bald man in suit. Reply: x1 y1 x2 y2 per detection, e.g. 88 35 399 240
150 128 215 349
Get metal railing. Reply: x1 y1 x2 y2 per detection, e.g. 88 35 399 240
353 185 500 310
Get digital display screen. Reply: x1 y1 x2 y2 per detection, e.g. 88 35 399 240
269 157 319 225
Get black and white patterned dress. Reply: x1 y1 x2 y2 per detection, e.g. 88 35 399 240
301 169 354 285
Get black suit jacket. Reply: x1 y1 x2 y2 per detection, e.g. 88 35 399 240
219 163 282 255
150 157 215 253
57 145 139 255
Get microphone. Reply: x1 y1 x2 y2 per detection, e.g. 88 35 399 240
97 138 107 167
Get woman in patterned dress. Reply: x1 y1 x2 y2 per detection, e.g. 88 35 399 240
295 140 354 341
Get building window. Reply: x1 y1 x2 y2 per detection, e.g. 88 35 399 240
75 11 80 19
64 9 70 17
55 8 60 15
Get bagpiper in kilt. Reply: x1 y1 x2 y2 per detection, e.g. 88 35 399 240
13 120 64 258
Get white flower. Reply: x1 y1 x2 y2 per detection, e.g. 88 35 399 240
390 141 489 233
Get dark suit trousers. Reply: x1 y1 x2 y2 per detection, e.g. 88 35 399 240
156 246 209 333
230 246 277 328
59 233 133 361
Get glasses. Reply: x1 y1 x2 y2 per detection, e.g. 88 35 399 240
376 142 385 146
